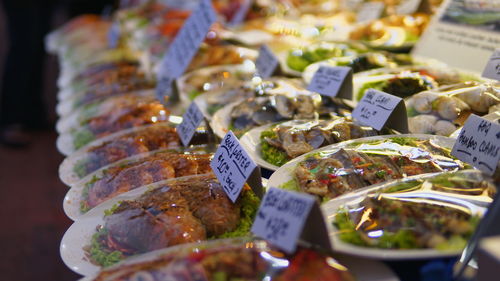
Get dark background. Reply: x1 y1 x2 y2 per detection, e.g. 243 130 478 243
0 4 81 281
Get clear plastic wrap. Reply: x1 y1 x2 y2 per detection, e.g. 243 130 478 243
210 89 353 138
281 41 364 76
58 61 143 101
349 14 430 51
268 134 468 202
406 81 500 136
56 90 156 134
86 238 355 281
58 122 210 185
196 77 309 121
254 118 381 168
57 93 172 153
177 63 255 104
64 149 214 220
60 174 261 273
56 76 155 117
323 170 494 259
302 51 414 83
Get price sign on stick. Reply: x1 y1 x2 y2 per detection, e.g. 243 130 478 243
210 131 263 202
229 0 252 26
357 2 385 23
251 187 331 253
482 49 500 81
396 0 422 15
452 114 500 176
307 66 353 99
177 102 205 146
255 45 279 78
156 0 216 102
352 89 409 133
108 22 120 48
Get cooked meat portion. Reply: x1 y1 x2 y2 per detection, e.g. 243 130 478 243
86 101 170 138
105 192 206 253
100 175 243 257
83 125 180 175
84 153 212 209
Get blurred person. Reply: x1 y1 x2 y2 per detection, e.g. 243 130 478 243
0 0 53 147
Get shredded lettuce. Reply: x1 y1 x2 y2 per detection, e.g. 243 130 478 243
73 128 95 150
74 159 89 179
216 189 260 239
280 179 300 192
89 227 124 267
260 130 289 167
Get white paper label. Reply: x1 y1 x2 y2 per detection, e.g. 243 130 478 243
256 45 279 78
482 49 500 81
396 0 421 15
210 131 258 203
352 89 403 131
177 102 204 146
307 66 352 99
156 0 216 100
229 0 252 25
357 2 385 23
108 22 120 48
343 0 364 10
452 115 500 176
251 187 316 253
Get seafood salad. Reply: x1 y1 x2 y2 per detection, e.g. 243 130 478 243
88 174 260 267
333 195 480 250
355 70 438 101
349 14 429 48
180 65 255 101
284 137 466 201
286 42 362 72
201 78 311 118
90 239 355 281
80 151 213 213
228 94 351 137
260 118 378 167
407 82 500 136
304 52 413 79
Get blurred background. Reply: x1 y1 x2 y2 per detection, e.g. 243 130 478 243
0 2 112 280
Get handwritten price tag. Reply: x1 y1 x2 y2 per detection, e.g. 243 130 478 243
396 0 422 15
256 45 279 78
251 187 316 253
108 22 120 48
177 102 205 146
452 114 500 176
229 0 252 25
156 0 216 101
482 49 500 81
352 89 408 132
210 131 258 202
357 2 385 23
307 66 352 99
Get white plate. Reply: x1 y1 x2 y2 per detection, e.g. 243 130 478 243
61 174 267 276
321 185 487 260
210 100 239 139
78 237 399 281
60 182 166 276
239 123 280 171
267 134 457 190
